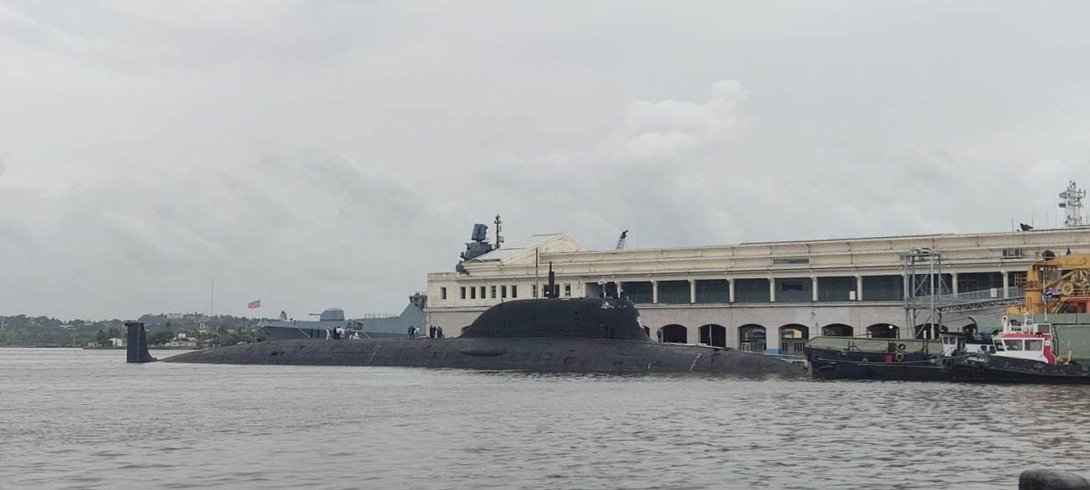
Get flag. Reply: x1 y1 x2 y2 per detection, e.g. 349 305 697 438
248 299 261 309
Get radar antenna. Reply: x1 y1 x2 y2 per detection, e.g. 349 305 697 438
457 222 495 273
1059 180 1087 227
616 230 628 250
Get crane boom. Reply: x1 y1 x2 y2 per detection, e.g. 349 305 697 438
616 230 628 250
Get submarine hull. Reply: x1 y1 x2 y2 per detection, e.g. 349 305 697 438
163 337 804 376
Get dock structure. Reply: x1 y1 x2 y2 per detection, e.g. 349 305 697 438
426 227 1090 356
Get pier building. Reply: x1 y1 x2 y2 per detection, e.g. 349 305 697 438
425 225 1090 355
427 185 1090 355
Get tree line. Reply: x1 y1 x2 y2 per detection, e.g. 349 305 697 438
0 313 267 348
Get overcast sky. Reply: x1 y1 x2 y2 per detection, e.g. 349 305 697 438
2 1 1089 320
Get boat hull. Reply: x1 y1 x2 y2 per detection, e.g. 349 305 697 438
952 356 1090 384
805 346 954 382
805 346 1090 384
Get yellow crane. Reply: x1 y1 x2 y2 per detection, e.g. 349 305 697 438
1013 252 1090 314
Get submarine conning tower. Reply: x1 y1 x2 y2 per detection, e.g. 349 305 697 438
461 297 649 341
125 321 155 363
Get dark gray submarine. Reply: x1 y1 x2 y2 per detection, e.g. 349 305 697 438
130 296 801 376
128 268 802 375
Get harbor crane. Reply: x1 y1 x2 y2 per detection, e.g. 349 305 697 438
616 230 628 250
1013 252 1090 315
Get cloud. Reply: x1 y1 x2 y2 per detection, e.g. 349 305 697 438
0 151 449 319
3 2 1090 319
480 80 752 248
602 79 749 161
529 80 749 175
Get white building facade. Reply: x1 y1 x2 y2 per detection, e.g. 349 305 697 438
425 228 1090 355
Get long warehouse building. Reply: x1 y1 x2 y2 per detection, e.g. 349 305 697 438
425 226 1090 356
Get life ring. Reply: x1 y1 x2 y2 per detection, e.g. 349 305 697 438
894 352 905 362
1060 282 1075 296
896 343 907 352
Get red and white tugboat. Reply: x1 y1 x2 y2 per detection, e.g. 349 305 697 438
955 314 1090 383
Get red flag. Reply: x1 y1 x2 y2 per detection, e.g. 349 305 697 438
248 299 261 309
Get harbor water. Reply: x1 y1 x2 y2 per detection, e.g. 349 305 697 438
3 348 1089 489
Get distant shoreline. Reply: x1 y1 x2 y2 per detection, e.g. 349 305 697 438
0 346 198 350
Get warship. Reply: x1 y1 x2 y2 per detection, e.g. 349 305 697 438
258 294 427 341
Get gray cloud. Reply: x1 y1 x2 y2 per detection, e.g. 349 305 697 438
2 1 1090 318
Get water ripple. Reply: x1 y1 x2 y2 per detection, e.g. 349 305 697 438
2 348 1089 488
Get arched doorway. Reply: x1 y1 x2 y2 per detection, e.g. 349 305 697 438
699 324 727 347
660 324 688 344
822 324 853 337
779 324 810 355
867 323 900 339
738 324 766 353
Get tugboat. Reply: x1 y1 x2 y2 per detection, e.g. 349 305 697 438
804 315 1090 383
803 334 981 382
953 314 1090 383
805 250 1090 383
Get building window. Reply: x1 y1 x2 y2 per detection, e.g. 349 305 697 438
491 285 497 298
657 280 691 304
817 277 855 302
511 285 518 298
480 286 486 298
460 287 466 300
775 278 812 302
622 282 653 304
501 285 507 298
441 287 447 300
734 279 771 303
694 280 729 304
564 283 571 297
470 287 476 299
862 275 903 301
532 284 538 298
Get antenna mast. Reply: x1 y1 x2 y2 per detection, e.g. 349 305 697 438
1059 180 1087 227
494 214 504 248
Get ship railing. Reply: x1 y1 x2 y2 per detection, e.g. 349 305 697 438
805 336 942 354
906 287 1024 308
739 341 767 353
780 340 808 355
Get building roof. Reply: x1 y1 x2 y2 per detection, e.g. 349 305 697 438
468 233 587 265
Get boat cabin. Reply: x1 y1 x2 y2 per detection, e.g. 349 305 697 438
993 315 1055 364
940 333 992 356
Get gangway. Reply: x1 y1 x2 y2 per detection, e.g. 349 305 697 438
902 249 1026 338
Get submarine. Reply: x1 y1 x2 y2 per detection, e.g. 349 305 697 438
127 277 803 376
